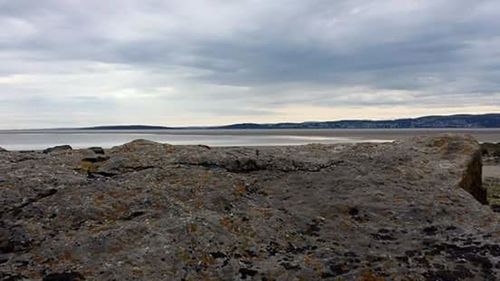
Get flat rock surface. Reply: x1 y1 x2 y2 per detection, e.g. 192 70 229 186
0 135 499 281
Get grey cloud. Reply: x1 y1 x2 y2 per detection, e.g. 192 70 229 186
0 0 499 128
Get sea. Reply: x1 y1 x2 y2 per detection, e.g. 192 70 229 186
1 128 500 151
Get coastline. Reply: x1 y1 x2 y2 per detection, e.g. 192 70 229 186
1 128 500 151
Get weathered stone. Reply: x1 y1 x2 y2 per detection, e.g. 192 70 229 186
42 145 72 154
484 177 500 211
0 134 499 280
88 146 105 155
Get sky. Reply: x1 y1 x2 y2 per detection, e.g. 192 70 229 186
0 0 499 128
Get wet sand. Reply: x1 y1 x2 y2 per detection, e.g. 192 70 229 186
484 165 500 179
1 128 499 151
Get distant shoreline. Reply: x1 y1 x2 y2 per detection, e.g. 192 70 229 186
82 113 500 130
2 113 499 131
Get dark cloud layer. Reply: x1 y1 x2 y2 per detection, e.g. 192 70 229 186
0 0 499 128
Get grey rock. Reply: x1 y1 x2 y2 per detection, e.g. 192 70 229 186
484 177 500 211
0 147 6 152
42 145 72 154
0 134 499 280
88 146 105 155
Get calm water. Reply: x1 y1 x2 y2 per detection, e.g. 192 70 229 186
0 129 499 150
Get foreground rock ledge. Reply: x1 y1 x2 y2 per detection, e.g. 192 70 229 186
1 135 499 280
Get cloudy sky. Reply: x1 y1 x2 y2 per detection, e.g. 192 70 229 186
0 0 499 128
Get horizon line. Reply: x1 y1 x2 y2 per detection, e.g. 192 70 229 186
1 112 498 131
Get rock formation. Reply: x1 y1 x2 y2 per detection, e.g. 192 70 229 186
42 145 72 154
0 135 499 280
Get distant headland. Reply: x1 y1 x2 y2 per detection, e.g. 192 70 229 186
81 113 500 130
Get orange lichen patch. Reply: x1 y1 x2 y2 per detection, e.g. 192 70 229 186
430 137 448 148
41 252 70 269
357 270 385 281
435 194 452 204
93 193 107 207
107 242 126 254
108 190 129 198
429 135 477 157
303 254 323 272
219 216 234 231
24 271 42 280
233 181 247 196
200 253 216 266
60 250 75 263
0 183 15 189
80 160 97 173
176 248 195 265
87 220 121 234
193 199 204 209
219 216 255 236
31 255 46 264
183 271 219 281
253 207 273 219
199 171 211 185
111 201 128 213
391 195 405 205
337 219 355 231
132 266 144 276
186 223 198 234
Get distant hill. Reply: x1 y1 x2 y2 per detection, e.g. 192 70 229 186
81 114 500 130
215 114 500 129
82 125 173 130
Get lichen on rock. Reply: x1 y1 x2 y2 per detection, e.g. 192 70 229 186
484 177 500 211
0 134 499 280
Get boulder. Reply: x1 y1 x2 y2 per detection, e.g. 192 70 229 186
87 146 105 155
42 145 72 154
0 135 499 280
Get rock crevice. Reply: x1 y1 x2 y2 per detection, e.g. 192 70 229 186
459 149 486 204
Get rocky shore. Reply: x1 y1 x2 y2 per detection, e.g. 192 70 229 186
1 135 499 280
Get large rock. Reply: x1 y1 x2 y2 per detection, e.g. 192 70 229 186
0 135 499 280
42 145 73 154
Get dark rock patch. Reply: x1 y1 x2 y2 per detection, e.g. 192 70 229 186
87 147 105 154
42 272 84 281
422 226 439 236
239 268 258 279
43 145 72 154
81 156 109 163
